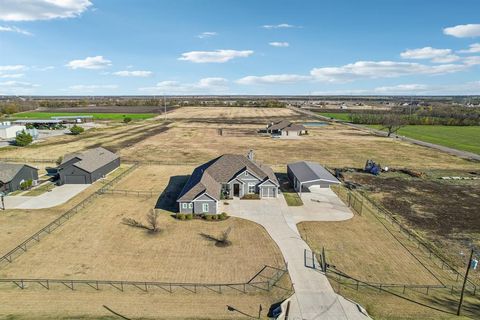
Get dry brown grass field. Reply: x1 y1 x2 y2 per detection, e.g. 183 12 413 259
0 165 131 256
1 106 478 319
0 194 285 283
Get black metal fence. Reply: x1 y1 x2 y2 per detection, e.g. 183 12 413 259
332 185 478 294
0 265 288 294
0 163 138 268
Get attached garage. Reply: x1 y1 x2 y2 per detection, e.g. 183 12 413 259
65 175 87 184
287 161 340 194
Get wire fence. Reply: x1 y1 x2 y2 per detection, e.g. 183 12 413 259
0 265 288 294
99 189 158 198
0 163 138 268
331 185 478 295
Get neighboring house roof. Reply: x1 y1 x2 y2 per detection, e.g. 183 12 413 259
283 123 306 132
288 161 340 184
61 147 119 173
267 120 306 132
0 162 37 183
267 120 291 131
178 154 279 202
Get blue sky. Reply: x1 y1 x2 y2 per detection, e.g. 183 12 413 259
0 0 480 95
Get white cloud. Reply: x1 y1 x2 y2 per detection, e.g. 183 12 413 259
178 50 253 63
66 56 112 69
237 74 310 85
0 65 27 71
0 80 39 95
69 84 118 92
463 56 480 65
374 84 429 94
0 65 27 79
444 24 480 38
0 73 24 78
262 23 298 29
32 65 55 71
112 70 153 77
458 43 480 53
269 42 289 47
197 31 218 39
0 0 92 21
0 25 32 35
139 77 228 94
310 60 468 82
400 47 459 63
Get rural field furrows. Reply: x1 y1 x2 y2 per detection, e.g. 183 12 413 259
35 106 177 114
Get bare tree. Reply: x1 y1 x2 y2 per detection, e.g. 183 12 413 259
122 210 161 234
200 227 232 247
380 114 407 137
147 209 160 233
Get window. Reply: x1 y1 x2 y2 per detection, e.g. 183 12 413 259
248 183 256 194
202 203 209 212
182 203 188 209
188 203 193 209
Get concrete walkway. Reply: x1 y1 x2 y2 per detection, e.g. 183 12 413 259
4 185 89 210
225 190 370 320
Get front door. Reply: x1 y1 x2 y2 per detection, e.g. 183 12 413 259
233 184 240 197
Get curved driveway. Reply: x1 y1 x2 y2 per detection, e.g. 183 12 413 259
225 189 370 320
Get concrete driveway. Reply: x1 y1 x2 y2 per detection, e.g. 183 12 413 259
4 185 89 210
224 191 369 320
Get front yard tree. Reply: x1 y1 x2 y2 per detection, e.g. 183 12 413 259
70 124 85 135
380 114 407 137
147 210 160 233
15 130 33 146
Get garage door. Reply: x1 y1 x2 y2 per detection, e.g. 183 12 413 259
262 187 276 197
65 175 87 184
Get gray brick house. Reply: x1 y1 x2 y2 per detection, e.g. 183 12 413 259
177 153 279 215
58 147 120 184
0 162 38 194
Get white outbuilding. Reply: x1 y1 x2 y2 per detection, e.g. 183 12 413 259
0 122 27 139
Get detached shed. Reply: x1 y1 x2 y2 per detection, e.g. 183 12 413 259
58 147 120 184
287 161 340 193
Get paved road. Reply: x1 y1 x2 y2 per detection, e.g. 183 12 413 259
225 190 370 320
4 185 89 209
289 105 480 161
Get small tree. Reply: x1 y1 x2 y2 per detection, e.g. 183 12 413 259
70 124 85 135
15 130 33 146
380 114 407 137
123 116 132 124
55 156 63 166
146 210 160 233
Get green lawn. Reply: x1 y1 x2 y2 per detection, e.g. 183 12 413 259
317 112 350 121
10 112 156 120
371 125 480 155
283 192 304 206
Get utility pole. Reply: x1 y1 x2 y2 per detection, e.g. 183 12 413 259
163 94 167 121
457 248 474 316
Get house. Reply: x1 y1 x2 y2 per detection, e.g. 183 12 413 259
265 120 307 137
0 162 38 194
58 147 120 184
177 152 279 215
0 122 26 139
287 161 340 193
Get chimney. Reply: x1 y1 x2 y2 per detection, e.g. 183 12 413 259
247 150 254 161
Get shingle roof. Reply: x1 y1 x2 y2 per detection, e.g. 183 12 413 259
178 154 279 202
267 120 291 131
61 147 119 173
288 161 340 184
267 120 306 132
0 162 37 183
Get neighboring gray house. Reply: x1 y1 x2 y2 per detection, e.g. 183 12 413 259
266 120 307 137
58 147 120 184
177 153 279 215
0 162 38 194
287 161 340 193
